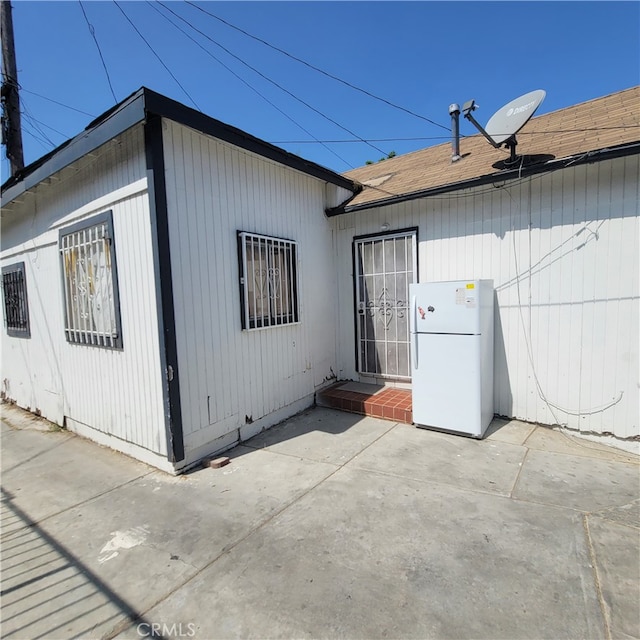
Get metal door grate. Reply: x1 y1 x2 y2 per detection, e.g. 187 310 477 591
354 232 416 379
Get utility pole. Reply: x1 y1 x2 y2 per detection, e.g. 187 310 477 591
1 0 24 176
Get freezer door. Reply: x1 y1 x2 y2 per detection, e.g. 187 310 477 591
411 333 483 437
410 281 481 335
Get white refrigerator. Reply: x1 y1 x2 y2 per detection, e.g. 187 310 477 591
410 280 494 438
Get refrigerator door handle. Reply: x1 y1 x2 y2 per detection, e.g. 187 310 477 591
411 295 418 369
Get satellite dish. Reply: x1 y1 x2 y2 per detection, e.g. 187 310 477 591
462 89 546 164
485 90 546 144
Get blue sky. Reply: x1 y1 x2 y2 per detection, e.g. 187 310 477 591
3 1 639 179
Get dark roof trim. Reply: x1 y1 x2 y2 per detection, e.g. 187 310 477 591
327 142 640 216
142 89 358 191
2 87 358 205
2 89 146 204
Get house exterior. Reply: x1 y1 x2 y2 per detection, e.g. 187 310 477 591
329 86 639 442
2 86 638 472
0 88 358 473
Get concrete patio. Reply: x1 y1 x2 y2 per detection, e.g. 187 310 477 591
1 402 638 640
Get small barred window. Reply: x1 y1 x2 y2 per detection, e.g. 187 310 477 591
59 211 123 348
2 262 30 338
238 231 299 330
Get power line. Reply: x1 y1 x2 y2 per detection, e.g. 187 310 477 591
158 1 389 158
78 1 117 103
272 136 452 144
273 122 640 145
113 1 200 111
22 114 55 147
184 0 451 133
21 114 55 147
20 96 58 146
21 111 68 139
147 1 353 169
22 123 54 151
20 88 96 117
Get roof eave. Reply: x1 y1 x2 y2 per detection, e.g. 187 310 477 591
1 88 147 206
1 88 358 207
142 89 358 192
328 142 640 216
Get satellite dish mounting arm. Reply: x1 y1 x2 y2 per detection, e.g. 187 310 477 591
462 100 501 149
461 89 548 165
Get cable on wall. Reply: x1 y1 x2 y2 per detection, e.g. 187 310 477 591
503 183 624 422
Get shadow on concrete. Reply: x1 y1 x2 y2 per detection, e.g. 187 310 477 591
0 488 165 640
185 407 373 474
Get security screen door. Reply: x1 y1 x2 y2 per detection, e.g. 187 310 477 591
354 231 417 379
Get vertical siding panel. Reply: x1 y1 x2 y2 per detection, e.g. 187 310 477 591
621 156 640 434
199 136 215 425
605 175 623 430
535 173 550 425
580 164 597 431
218 144 234 421
527 177 541 424
492 189 503 417
170 125 190 432
193 135 210 431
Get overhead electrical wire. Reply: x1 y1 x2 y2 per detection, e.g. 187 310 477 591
147 1 353 168
21 101 69 140
21 114 55 147
271 136 452 144
113 1 201 111
22 124 54 151
184 0 451 133
78 1 118 103
20 97 58 146
20 87 96 118
157 0 390 158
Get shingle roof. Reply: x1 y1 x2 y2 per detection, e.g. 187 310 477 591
339 86 639 212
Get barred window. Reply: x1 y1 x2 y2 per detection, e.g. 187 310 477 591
238 231 299 330
59 211 123 348
2 262 30 338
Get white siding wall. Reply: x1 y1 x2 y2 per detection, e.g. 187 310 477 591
333 156 639 439
162 121 339 459
1 126 168 455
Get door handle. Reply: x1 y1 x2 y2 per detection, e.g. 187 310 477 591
411 295 418 369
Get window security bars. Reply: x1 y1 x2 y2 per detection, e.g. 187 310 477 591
238 232 299 330
2 262 30 338
59 212 122 348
